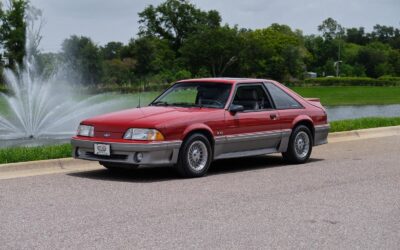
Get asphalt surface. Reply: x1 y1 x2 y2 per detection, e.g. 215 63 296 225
1 136 400 249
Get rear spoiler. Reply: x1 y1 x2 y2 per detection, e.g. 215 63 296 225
305 98 325 110
305 98 320 102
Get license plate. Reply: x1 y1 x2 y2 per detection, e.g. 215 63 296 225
94 144 111 156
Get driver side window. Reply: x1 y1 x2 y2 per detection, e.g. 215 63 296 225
232 85 272 111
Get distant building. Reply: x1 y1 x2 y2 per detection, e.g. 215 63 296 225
305 72 317 78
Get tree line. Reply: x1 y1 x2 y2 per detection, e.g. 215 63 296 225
1 0 400 86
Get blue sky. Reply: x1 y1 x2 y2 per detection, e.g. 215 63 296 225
23 0 400 52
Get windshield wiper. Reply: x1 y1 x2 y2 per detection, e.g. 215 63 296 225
151 101 169 106
170 102 201 107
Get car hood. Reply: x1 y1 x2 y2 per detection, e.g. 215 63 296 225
82 106 217 132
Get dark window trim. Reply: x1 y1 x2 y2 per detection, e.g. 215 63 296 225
263 81 304 110
227 82 277 113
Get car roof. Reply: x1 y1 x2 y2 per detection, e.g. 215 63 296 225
177 77 277 84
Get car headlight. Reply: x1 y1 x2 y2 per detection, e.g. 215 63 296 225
123 128 165 141
77 125 94 137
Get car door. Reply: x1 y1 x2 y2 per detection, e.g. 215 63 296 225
263 82 305 145
218 83 282 157
263 82 305 128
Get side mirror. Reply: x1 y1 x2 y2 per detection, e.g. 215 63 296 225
229 104 244 114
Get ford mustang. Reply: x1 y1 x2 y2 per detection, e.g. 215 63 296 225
71 78 329 177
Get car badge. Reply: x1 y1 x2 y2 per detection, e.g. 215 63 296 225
104 132 111 137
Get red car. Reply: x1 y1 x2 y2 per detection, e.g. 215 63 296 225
71 78 329 177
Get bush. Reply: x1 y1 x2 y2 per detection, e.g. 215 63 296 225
378 76 400 82
298 77 400 86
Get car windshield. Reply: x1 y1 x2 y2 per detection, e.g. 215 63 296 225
150 82 232 109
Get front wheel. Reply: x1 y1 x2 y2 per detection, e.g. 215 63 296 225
282 125 313 164
176 133 212 178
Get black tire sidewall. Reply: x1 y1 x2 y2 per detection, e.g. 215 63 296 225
287 125 313 163
177 133 213 177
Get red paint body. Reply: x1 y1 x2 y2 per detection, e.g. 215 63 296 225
73 79 328 143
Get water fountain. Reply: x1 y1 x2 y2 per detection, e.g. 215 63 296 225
0 12 126 148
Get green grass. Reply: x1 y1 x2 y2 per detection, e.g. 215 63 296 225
330 117 400 132
291 86 400 106
0 144 72 164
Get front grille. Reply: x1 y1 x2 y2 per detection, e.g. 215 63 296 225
85 152 128 160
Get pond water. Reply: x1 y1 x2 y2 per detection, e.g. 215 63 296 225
326 104 400 121
1 103 400 148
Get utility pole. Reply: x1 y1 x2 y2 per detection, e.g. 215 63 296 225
334 34 342 77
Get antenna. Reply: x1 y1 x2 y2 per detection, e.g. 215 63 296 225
137 81 142 108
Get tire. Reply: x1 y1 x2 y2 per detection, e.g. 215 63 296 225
282 125 313 164
176 133 213 178
99 162 138 172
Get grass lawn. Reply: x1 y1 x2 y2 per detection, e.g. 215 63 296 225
329 117 400 132
0 144 71 164
291 86 400 106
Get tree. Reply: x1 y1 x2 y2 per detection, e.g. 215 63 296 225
318 18 344 40
101 41 123 60
138 0 221 51
371 25 395 43
239 24 307 81
61 35 102 85
126 36 176 82
356 42 391 77
0 0 27 68
180 25 242 76
102 58 136 85
345 27 368 45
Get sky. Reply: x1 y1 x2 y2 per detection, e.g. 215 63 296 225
16 0 400 52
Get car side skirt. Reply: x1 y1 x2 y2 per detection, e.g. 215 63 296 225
213 129 291 160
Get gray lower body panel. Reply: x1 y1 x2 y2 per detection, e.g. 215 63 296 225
214 130 291 160
71 139 181 167
314 124 330 146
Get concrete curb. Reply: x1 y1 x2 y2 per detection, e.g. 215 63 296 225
1 125 399 176
328 125 400 143
0 158 98 172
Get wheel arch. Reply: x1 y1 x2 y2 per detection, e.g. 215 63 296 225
291 116 315 144
182 124 215 148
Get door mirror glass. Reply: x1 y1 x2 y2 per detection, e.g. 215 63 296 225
229 104 244 114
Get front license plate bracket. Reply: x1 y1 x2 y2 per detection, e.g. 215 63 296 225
94 143 111 156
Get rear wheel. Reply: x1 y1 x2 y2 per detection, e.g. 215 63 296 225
282 125 313 164
176 133 212 178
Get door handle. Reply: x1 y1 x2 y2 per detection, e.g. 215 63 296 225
270 113 278 120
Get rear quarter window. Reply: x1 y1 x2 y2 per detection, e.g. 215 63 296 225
265 82 302 109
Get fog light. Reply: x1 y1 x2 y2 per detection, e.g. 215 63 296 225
135 152 143 162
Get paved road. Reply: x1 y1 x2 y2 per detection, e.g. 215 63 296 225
1 136 400 249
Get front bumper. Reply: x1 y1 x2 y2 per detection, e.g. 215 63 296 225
71 138 182 166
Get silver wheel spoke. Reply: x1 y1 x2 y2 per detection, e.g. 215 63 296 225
187 140 208 171
294 131 310 158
